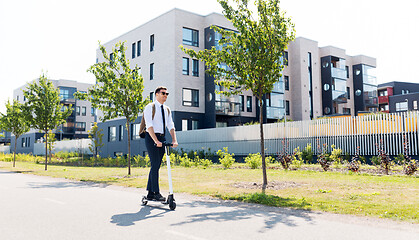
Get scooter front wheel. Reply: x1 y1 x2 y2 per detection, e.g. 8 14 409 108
169 201 176 210
141 196 148 205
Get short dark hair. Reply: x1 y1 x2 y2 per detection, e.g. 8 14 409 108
155 86 167 95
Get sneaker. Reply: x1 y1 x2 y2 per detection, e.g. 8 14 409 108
146 192 155 200
153 193 166 202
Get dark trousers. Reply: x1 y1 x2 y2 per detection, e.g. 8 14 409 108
145 132 166 193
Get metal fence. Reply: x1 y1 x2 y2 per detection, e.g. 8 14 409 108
176 111 419 156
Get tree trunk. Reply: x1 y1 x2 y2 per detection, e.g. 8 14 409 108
13 138 17 167
127 119 131 175
259 96 267 193
45 131 48 171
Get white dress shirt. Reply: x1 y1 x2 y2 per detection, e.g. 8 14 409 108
144 101 175 134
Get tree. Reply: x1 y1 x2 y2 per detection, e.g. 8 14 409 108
75 42 149 175
23 73 73 170
0 100 30 167
88 122 104 162
43 130 56 164
181 0 295 190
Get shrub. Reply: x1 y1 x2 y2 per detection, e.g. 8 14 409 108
134 155 150 168
292 147 304 169
179 153 192 168
301 143 314 163
277 140 292 170
200 159 213 169
317 141 332 171
347 146 361 172
375 139 393 175
330 145 343 169
245 153 262 169
396 136 418 175
217 147 235 169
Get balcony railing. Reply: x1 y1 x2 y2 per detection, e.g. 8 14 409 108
378 95 389 104
215 100 241 116
331 67 347 79
266 107 285 119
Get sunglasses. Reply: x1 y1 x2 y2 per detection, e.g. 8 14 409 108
160 92 169 96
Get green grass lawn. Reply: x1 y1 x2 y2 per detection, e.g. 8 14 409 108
1 161 418 223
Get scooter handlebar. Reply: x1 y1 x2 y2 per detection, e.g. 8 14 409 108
154 142 173 147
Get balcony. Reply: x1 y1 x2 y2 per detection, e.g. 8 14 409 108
215 100 241 116
378 95 389 104
365 97 378 107
266 107 285 119
331 67 347 79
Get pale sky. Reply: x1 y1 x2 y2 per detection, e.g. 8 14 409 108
1 0 418 113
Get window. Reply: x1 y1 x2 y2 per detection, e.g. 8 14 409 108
346 66 349 78
82 107 86 116
131 123 140 140
240 95 245 112
284 76 289 91
132 42 136 59
21 138 25 147
119 125 124 141
182 27 199 47
283 51 288 66
216 122 227 128
137 40 141 57
182 119 188 131
396 102 408 111
192 120 198 130
108 126 116 142
192 59 199 77
150 63 154 80
75 122 86 131
91 107 95 116
182 58 189 75
150 92 154 102
247 96 252 112
285 100 290 115
76 106 80 116
414 101 418 110
343 108 351 114
182 88 199 107
27 137 30 148
17 96 19 101
347 87 351 99
60 89 70 101
150 34 154 51
110 53 114 63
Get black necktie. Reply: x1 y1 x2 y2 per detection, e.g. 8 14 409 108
161 105 166 136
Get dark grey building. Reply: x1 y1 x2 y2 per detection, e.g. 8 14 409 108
378 81 419 112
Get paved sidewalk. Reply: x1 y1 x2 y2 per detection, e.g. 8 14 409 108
0 170 418 240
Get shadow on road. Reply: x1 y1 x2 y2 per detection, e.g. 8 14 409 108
172 200 317 233
25 181 111 189
110 206 171 226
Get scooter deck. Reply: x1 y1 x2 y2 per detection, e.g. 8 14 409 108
142 196 168 204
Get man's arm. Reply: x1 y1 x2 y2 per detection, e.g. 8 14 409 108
147 127 162 147
170 129 178 148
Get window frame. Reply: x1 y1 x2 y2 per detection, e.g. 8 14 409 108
150 63 154 80
182 27 199 47
150 34 154 52
182 57 189 75
192 59 199 77
182 88 199 107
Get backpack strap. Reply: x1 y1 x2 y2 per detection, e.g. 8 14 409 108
151 103 155 120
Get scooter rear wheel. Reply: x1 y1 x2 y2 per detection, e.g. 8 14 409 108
169 201 176 210
141 196 148 205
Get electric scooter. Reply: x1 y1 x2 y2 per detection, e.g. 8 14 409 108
141 142 176 210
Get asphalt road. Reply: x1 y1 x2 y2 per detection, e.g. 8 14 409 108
0 170 418 240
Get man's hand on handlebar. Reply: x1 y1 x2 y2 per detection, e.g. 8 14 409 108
172 141 178 148
155 141 163 147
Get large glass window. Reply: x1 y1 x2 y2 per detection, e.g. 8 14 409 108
240 95 244 112
182 88 199 107
192 120 198 130
75 122 86 131
108 126 116 142
182 119 188 131
396 102 408 111
182 58 189 75
119 125 124 141
150 34 154 51
183 27 199 47
59 89 70 101
247 96 252 112
192 59 199 77
131 123 140 140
